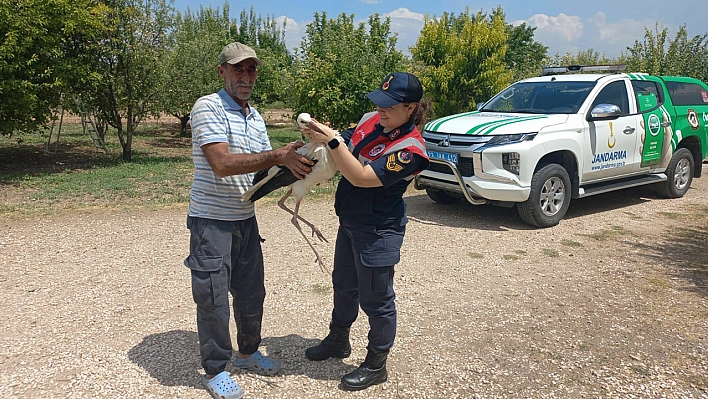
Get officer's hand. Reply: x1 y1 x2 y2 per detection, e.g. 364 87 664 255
304 119 338 144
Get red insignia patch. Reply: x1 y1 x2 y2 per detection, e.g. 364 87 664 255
369 144 386 157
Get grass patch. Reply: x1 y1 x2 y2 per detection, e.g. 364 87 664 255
622 211 643 220
657 211 683 218
560 239 583 248
513 249 527 255
630 365 650 376
581 225 633 241
687 205 708 219
503 254 520 260
646 276 669 288
0 121 319 216
311 283 331 294
542 248 559 257
469 252 485 259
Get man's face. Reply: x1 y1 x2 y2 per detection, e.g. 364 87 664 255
219 59 259 104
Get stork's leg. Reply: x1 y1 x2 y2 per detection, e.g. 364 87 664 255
277 191 329 273
277 190 328 242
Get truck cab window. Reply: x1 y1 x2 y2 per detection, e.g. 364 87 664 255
591 81 630 115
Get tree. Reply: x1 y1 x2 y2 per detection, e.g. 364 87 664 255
230 6 293 107
544 49 624 68
158 4 293 135
0 0 107 136
410 7 512 117
159 4 231 136
625 24 708 82
504 21 547 80
293 12 406 129
87 0 174 161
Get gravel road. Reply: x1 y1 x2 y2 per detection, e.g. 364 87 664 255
1 166 707 399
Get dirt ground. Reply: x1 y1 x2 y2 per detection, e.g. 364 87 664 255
1 166 707 398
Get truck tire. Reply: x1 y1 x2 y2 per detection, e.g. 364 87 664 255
518 164 571 228
426 189 460 204
658 148 694 198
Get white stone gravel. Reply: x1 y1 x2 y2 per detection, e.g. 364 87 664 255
1 165 707 398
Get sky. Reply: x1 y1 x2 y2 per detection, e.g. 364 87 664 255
172 0 703 58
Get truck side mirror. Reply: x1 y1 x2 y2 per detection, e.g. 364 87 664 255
588 104 621 121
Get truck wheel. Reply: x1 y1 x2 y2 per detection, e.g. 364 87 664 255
658 148 694 198
426 189 460 204
518 164 571 228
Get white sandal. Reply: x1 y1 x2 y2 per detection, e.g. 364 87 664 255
203 371 244 399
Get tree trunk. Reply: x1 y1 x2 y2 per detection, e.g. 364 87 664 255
180 115 190 137
123 109 134 162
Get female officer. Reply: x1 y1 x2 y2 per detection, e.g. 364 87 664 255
301 72 430 391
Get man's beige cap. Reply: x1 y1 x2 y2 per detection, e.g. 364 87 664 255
219 42 263 66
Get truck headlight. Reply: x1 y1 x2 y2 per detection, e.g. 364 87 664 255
502 152 521 174
486 133 536 146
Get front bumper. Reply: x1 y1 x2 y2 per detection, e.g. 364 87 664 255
415 158 530 204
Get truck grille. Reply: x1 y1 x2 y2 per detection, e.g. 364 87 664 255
428 157 474 177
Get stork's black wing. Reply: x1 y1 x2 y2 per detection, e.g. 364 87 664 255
246 166 298 202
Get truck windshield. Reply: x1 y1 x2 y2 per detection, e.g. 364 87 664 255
481 81 596 114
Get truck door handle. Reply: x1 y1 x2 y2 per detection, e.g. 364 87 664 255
623 126 635 134
661 121 671 127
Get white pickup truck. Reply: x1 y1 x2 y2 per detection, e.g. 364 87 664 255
415 65 708 227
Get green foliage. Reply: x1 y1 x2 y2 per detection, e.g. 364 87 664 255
293 12 407 130
230 6 294 107
0 0 107 136
158 4 293 134
545 48 624 68
86 0 175 161
159 3 232 135
410 7 513 117
504 21 548 80
625 24 708 82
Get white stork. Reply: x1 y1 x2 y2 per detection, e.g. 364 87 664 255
242 113 338 272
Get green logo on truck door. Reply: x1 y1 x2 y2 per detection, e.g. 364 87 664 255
640 107 667 167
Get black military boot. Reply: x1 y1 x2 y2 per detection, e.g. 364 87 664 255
305 322 352 361
340 345 389 391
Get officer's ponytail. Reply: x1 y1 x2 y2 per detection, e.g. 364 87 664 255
408 98 432 131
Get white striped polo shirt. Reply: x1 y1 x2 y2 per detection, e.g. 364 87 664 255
188 89 272 221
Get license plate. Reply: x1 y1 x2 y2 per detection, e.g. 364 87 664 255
427 150 459 164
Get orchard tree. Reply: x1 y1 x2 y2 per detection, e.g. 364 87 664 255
0 0 107 136
626 24 708 82
160 4 232 136
410 7 512 117
504 21 547 80
230 6 293 107
160 4 293 135
87 0 175 161
293 12 406 129
544 49 624 68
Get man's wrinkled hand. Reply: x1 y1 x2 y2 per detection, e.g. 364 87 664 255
282 142 313 179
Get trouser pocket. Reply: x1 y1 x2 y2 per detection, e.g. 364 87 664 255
188 257 229 307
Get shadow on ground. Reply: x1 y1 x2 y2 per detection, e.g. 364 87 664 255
632 206 708 296
128 331 354 388
128 330 203 389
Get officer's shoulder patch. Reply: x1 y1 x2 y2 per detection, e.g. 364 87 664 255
397 150 412 164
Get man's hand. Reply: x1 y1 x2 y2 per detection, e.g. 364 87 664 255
281 140 313 179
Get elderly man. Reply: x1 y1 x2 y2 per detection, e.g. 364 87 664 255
184 42 312 399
